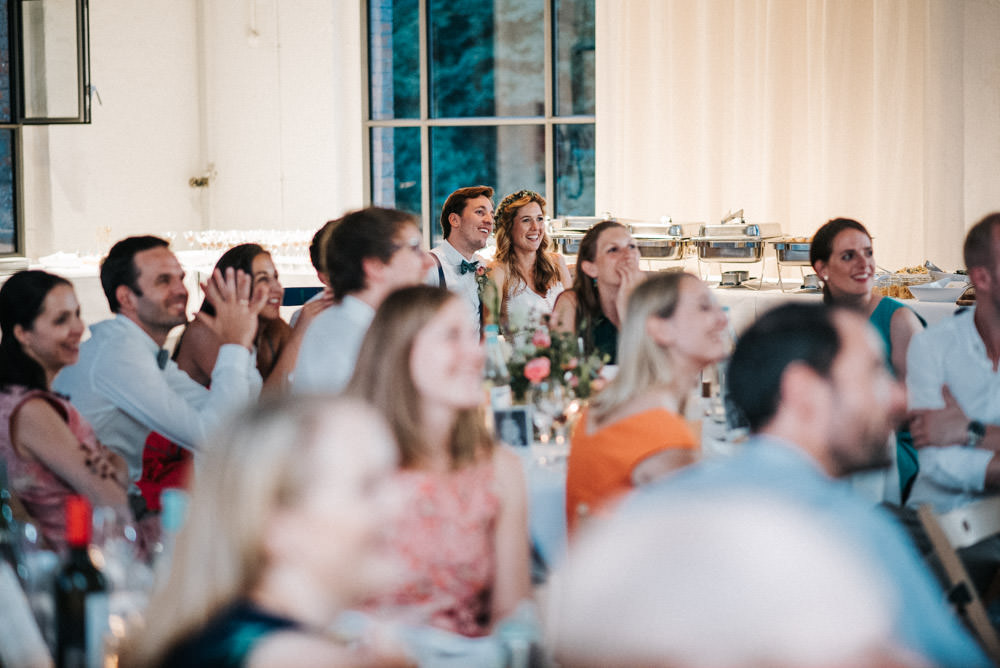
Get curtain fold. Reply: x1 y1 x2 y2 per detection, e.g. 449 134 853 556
597 0 1000 271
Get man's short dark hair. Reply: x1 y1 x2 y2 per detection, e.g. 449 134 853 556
964 212 1000 272
309 219 337 274
728 303 842 432
100 235 170 313
439 186 494 240
325 207 417 297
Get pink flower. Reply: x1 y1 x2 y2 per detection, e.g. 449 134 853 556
563 357 579 371
532 327 551 348
475 265 487 277
524 357 551 384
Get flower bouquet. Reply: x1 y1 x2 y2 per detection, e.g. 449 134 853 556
505 319 608 404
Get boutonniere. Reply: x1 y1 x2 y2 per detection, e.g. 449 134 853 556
475 265 501 326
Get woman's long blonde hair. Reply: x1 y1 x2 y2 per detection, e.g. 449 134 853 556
124 395 381 666
346 285 493 469
493 190 561 323
588 272 691 426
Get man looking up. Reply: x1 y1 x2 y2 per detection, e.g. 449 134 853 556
428 186 495 332
292 206 433 394
624 303 989 667
54 236 264 484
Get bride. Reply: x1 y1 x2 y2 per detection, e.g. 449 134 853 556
489 189 572 332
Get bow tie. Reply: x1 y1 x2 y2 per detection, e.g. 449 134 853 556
460 259 480 275
156 349 170 370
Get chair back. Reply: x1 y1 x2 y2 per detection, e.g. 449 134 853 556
935 496 1000 550
916 504 1000 663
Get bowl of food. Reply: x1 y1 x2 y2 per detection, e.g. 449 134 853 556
907 278 970 303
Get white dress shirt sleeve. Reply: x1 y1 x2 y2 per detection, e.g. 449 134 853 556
91 339 261 453
906 322 990 495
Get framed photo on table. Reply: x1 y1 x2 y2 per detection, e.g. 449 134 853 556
494 406 532 447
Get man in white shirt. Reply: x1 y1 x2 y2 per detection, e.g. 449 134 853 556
907 213 1000 513
54 236 264 483
293 207 433 394
427 185 495 332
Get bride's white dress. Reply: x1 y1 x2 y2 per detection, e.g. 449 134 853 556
506 280 564 329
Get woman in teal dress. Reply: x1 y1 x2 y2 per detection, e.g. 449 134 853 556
811 218 925 501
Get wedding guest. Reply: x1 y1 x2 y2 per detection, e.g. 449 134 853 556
550 220 642 364
125 395 407 667
490 190 571 331
810 217 924 502
0 270 131 548
565 272 729 533
622 303 988 667
53 236 263 486
347 285 531 637
428 185 495 333
293 208 433 394
288 219 336 328
173 243 293 390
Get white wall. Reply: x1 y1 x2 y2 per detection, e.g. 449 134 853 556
21 0 365 260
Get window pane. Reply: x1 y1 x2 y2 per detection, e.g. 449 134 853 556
370 126 422 216
368 0 419 120
428 0 544 119
0 0 11 122
554 0 595 116
430 124 544 243
0 129 15 253
554 123 594 216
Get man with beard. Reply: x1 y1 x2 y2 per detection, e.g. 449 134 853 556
621 302 988 667
54 236 263 485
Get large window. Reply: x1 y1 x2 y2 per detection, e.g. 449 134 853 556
364 0 595 244
0 0 91 263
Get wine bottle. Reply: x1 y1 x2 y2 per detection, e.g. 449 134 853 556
55 496 108 668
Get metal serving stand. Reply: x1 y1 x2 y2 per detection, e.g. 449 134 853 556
691 210 782 289
770 239 816 292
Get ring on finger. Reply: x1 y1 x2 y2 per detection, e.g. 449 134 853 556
238 299 249 306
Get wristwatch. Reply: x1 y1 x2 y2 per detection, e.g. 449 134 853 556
967 420 986 448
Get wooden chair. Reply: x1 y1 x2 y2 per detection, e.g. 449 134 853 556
917 500 1000 663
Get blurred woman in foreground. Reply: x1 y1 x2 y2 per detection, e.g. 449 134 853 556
550 220 643 364
347 285 531 637
565 272 730 533
127 396 407 667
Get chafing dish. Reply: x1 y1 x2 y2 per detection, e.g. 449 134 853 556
770 237 814 291
549 215 612 255
692 215 782 263
771 238 812 265
627 219 700 260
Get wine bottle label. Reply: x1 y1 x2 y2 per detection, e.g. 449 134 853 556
84 592 109 668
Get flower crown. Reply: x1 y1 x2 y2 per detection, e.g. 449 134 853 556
495 189 544 228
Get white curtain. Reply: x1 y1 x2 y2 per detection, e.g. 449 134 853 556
596 0 1000 272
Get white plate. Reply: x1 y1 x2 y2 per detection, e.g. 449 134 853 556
908 278 969 303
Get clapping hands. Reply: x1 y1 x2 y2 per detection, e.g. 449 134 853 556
196 267 267 349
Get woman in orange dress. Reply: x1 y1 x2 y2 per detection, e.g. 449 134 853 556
566 272 731 534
